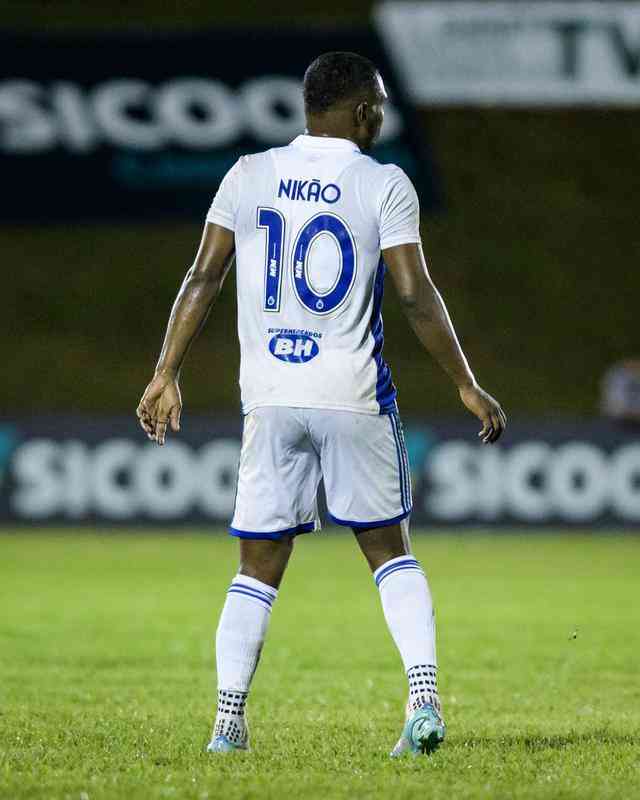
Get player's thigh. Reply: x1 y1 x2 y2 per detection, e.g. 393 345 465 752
231 406 322 537
310 409 412 528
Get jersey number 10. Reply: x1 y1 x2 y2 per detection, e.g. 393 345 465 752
257 208 357 316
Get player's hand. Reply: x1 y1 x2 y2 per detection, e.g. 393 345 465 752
459 383 507 444
136 372 182 446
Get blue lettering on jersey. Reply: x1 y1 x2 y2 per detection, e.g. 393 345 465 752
269 333 319 363
278 178 341 204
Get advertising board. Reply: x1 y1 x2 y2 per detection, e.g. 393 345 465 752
376 2 640 106
0 28 440 221
1 416 638 527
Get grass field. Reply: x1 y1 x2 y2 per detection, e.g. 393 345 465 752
1 530 639 800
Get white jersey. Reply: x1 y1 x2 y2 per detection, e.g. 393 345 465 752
206 134 420 415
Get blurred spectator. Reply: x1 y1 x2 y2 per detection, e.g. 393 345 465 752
601 360 640 423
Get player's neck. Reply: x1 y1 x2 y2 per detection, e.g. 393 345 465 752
305 112 359 148
305 128 359 147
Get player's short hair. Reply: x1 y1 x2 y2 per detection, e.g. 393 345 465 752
303 51 380 115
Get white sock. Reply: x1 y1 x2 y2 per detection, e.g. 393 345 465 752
374 555 441 713
213 574 277 743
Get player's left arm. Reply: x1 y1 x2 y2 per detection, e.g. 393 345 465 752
136 223 235 445
383 241 507 443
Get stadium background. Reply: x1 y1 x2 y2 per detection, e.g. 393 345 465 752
3 0 640 529
4 1 639 416
2 4 639 799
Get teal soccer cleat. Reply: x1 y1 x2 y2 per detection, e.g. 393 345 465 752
206 735 248 754
390 702 446 757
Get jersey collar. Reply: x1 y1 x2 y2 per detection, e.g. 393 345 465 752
291 134 361 153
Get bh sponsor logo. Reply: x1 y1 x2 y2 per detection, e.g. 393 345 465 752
269 333 319 363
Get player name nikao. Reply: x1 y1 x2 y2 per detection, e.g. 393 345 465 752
277 178 341 203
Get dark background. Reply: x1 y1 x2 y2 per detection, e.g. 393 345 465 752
3 0 639 417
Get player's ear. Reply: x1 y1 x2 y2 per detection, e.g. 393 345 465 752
355 101 368 125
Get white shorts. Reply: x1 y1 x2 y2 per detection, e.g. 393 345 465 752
230 406 412 540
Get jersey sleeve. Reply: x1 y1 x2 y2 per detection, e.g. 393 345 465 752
205 159 241 231
378 166 421 250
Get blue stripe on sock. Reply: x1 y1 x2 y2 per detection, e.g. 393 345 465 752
231 581 276 603
227 589 272 609
376 564 424 586
227 587 273 607
375 563 424 587
229 587 274 607
376 557 418 582
374 556 419 586
229 583 274 603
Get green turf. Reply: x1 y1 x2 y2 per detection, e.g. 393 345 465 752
1 531 639 799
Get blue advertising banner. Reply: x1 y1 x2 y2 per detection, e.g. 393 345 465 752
0 28 440 222
1 416 638 527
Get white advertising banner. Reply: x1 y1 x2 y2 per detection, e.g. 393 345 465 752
1 416 639 526
375 2 640 105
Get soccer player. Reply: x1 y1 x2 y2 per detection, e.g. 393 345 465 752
137 52 506 757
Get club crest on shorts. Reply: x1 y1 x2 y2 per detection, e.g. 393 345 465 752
268 333 319 364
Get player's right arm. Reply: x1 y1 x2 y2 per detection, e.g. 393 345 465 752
136 222 235 445
384 241 506 443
